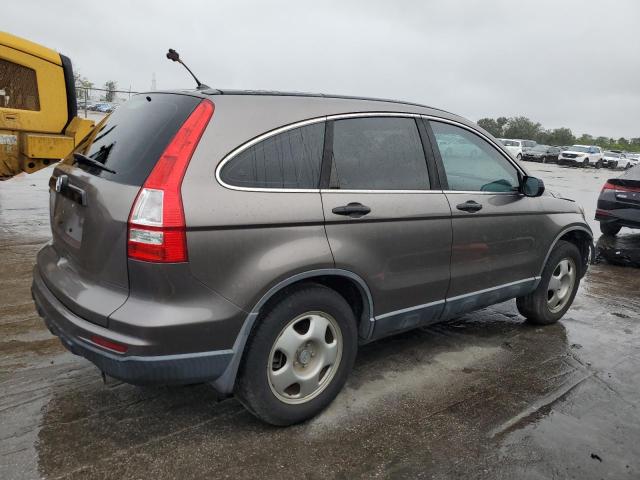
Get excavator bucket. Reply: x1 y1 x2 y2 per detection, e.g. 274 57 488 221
0 31 96 179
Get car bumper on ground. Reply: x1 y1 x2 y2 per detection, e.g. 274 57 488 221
31 267 234 386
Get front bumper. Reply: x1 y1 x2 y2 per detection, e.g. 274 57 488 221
32 268 233 385
558 157 581 166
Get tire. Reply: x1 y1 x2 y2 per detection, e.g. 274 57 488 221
582 158 589 167
517 240 582 325
517 153 522 161
235 284 358 426
626 162 632 169
600 222 621 236
610 161 618 169
596 160 602 169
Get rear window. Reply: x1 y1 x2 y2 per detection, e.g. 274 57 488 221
80 93 200 185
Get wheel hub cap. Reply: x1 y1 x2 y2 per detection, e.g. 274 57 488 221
268 312 343 404
547 257 577 313
298 347 312 366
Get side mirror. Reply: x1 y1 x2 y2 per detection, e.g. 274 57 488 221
521 176 545 197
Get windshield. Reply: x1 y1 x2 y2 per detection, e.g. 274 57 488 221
522 140 537 147
568 146 590 153
532 145 548 152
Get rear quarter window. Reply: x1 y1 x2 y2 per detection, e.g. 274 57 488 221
219 122 325 189
80 93 201 185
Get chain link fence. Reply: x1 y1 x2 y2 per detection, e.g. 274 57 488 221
75 86 139 118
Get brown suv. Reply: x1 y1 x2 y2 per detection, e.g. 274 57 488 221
32 90 593 425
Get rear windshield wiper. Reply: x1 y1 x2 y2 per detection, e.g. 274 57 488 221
73 153 116 174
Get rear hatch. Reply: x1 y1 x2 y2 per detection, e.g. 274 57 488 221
609 168 640 208
40 92 202 326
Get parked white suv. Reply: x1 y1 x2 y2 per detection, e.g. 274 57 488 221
499 139 537 161
558 145 604 168
620 153 639 170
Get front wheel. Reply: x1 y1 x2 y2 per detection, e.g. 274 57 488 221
517 240 581 325
596 160 603 169
517 153 522 161
582 158 590 167
626 162 632 169
235 284 357 425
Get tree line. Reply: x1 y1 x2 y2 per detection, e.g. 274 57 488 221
477 116 640 153
74 72 119 102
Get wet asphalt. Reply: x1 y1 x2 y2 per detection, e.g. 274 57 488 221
1 163 639 479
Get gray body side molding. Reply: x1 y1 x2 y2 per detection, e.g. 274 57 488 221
210 268 374 395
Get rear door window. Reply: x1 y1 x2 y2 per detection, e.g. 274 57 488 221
329 117 430 190
430 121 520 192
80 93 201 185
220 122 324 189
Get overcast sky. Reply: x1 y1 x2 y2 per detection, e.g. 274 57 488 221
6 0 640 138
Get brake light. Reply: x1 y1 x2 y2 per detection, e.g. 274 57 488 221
601 181 640 193
128 100 214 262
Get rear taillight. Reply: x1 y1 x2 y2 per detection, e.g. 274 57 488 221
601 181 640 193
89 335 128 354
128 100 214 262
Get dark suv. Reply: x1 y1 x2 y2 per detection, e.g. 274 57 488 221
33 90 593 425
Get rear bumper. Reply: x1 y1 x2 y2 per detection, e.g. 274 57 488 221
596 196 640 228
32 268 233 385
596 211 640 229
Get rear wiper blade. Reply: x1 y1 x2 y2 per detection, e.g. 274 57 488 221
73 153 116 174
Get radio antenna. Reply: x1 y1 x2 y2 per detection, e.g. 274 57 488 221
166 49 209 90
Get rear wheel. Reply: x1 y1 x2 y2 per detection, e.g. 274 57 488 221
517 240 581 325
626 162 632 169
600 222 621 236
610 161 618 169
235 284 357 425
596 159 603 169
517 153 522 161
582 158 590 167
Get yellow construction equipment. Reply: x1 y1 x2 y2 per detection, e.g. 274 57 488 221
0 31 96 179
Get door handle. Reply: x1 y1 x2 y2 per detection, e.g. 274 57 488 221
332 202 371 218
456 200 483 213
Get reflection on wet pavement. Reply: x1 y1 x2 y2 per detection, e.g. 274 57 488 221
1 166 639 479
